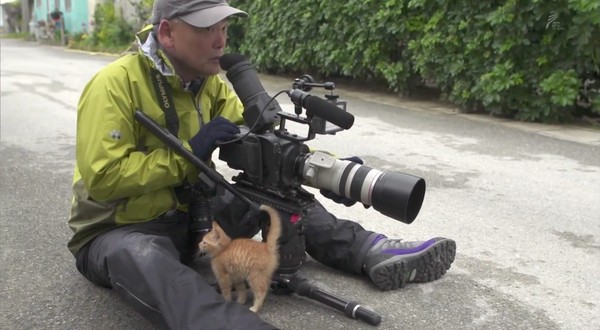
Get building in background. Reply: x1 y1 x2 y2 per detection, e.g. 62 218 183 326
31 0 139 35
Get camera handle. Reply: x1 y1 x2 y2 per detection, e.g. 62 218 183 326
133 110 382 326
272 273 382 326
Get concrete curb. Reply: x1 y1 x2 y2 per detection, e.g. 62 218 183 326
63 47 122 57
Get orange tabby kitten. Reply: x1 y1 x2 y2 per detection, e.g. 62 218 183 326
198 205 281 313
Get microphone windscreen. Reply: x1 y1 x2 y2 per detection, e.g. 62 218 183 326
304 96 354 130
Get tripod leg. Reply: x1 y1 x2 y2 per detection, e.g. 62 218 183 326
275 274 382 326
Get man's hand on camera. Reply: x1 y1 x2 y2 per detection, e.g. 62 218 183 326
319 156 371 208
189 117 239 161
319 189 358 207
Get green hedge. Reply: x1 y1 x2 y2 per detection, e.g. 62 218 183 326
227 0 600 123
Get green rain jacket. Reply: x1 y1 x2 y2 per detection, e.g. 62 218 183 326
67 27 244 256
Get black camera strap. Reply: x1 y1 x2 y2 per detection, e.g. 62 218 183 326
150 68 179 136
149 68 191 204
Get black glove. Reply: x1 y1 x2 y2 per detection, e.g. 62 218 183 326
319 156 365 207
239 205 268 231
212 187 264 239
188 117 240 161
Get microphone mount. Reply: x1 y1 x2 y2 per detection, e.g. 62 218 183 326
293 74 336 92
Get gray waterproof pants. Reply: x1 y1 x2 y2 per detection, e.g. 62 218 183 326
75 200 378 330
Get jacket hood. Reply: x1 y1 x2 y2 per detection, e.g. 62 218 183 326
135 24 176 77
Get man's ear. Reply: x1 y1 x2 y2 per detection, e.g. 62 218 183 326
156 19 175 49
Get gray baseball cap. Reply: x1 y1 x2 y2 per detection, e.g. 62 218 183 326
150 0 249 27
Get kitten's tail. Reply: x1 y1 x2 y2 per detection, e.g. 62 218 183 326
260 204 281 254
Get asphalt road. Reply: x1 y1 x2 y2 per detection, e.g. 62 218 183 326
1 38 599 330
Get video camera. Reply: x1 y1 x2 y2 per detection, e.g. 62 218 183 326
218 54 426 224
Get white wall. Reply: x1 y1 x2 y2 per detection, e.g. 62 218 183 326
87 0 97 27
116 0 137 21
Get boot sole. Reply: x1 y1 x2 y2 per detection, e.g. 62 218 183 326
368 239 456 291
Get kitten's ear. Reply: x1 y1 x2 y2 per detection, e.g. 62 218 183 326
212 221 223 231
212 222 223 238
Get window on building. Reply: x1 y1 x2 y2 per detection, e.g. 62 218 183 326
65 0 71 12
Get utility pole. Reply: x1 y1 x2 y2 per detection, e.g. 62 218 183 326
20 0 30 33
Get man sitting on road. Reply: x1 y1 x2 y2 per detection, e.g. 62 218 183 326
67 0 456 328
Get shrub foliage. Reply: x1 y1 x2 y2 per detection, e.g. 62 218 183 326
228 0 600 123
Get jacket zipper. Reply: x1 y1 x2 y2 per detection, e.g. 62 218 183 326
190 79 206 128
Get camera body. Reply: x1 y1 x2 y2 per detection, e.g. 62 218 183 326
218 74 348 214
219 126 312 211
